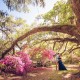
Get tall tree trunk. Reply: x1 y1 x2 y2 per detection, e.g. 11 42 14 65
71 0 80 29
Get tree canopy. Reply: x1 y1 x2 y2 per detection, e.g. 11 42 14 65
3 0 45 12
0 0 80 59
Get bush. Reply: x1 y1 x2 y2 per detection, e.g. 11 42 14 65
0 51 32 75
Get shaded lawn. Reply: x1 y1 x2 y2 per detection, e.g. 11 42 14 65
0 64 80 80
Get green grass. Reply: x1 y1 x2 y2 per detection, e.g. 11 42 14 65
0 64 79 80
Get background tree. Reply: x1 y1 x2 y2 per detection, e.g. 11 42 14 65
3 0 45 12
0 0 80 61
0 11 29 56
42 0 76 25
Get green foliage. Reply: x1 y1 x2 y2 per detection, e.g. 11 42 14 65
0 63 5 70
3 0 45 12
0 13 30 55
64 54 79 64
42 0 74 25
74 49 80 57
0 0 79 63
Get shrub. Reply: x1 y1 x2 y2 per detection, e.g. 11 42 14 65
0 51 32 75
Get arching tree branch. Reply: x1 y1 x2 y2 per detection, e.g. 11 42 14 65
69 47 80 53
41 37 78 44
1 24 80 58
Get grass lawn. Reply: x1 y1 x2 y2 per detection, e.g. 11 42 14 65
0 64 80 80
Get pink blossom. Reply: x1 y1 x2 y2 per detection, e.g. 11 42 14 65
42 49 55 60
0 51 32 75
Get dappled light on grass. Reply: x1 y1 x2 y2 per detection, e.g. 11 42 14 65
28 73 37 77
0 47 79 80
0 65 80 80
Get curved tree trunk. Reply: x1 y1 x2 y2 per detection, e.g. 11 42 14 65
1 25 80 58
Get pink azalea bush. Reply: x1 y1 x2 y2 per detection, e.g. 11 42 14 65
16 51 32 72
0 47 55 75
30 47 55 61
42 49 55 60
0 51 32 75
30 47 55 67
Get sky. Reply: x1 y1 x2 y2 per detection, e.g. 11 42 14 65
0 0 58 25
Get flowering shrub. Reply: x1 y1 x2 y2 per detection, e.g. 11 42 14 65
0 47 55 75
16 51 32 72
30 47 55 67
42 49 55 60
0 51 32 75
30 47 55 61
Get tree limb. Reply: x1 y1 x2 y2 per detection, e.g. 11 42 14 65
69 47 80 53
1 24 80 58
41 37 78 44
61 41 68 53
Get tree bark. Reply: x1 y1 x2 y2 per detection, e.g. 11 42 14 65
1 24 80 58
71 0 80 29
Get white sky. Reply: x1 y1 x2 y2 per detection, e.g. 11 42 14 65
0 0 58 25
9 0 58 25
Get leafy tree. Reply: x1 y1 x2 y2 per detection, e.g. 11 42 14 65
38 0 75 25
0 11 29 55
3 0 45 12
0 0 80 60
